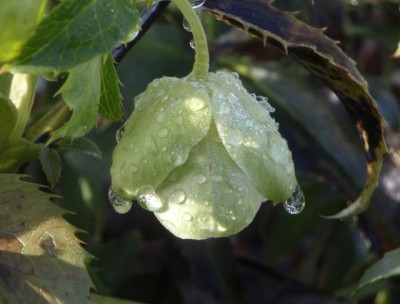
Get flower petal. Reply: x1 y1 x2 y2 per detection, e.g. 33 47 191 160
111 76 211 199
208 71 296 202
155 122 265 239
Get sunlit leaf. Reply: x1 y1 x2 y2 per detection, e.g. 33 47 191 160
0 0 46 62
49 57 102 143
8 0 140 73
0 174 93 303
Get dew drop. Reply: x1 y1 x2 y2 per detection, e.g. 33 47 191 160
169 189 187 204
191 0 205 9
196 175 207 184
159 128 169 138
189 39 195 49
129 165 139 173
256 95 275 112
284 185 305 215
116 126 125 143
219 102 231 115
212 175 222 182
183 212 193 222
138 187 164 212
108 187 132 214
182 18 191 32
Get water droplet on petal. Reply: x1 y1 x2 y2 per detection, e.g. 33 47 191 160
108 187 132 214
169 189 186 204
138 187 164 212
116 126 125 143
159 128 169 138
196 175 207 184
183 212 193 221
191 0 205 9
284 185 305 215
129 165 139 173
182 18 191 32
212 175 222 182
189 39 195 49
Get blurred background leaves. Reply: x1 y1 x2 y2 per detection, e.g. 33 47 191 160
28 0 400 303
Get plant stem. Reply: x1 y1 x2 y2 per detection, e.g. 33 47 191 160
8 74 38 146
26 101 71 143
173 0 209 79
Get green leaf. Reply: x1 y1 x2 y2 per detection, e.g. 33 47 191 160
0 72 13 96
0 0 46 62
49 57 102 143
155 122 265 239
99 55 122 121
0 95 18 150
8 0 140 73
0 174 93 303
39 145 62 189
357 247 400 293
111 76 212 199
204 0 387 218
58 137 102 159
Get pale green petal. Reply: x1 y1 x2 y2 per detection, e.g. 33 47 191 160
208 71 296 202
154 122 265 239
111 76 211 199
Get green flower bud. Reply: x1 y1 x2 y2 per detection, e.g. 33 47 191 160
110 71 297 239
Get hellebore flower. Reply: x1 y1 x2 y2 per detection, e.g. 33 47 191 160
110 71 298 239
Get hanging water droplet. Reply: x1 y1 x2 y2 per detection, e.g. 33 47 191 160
108 187 132 214
116 125 125 143
189 39 195 49
138 187 164 212
191 0 205 9
284 185 305 215
169 189 187 204
182 18 191 32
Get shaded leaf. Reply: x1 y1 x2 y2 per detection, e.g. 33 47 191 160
90 294 144 304
99 55 122 121
58 137 102 159
39 145 62 188
357 247 400 292
7 0 140 73
49 57 102 143
0 174 93 303
204 0 387 218
0 0 46 62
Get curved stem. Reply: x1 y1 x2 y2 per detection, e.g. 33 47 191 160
173 0 209 79
26 101 71 143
